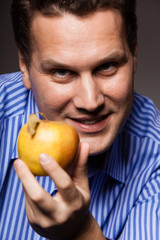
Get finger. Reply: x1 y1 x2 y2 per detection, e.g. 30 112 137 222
72 142 90 191
24 192 36 224
24 191 54 227
39 154 78 202
14 159 41 194
14 159 57 213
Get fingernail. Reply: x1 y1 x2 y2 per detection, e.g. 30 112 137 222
39 153 50 164
14 159 22 169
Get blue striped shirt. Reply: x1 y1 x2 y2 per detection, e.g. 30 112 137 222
0 72 160 240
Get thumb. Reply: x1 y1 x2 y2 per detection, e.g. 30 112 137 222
72 142 90 190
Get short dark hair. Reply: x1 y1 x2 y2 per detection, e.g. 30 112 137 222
11 0 137 66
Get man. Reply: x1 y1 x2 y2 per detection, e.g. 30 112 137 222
0 0 160 239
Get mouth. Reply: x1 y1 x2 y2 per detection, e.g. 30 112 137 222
68 114 110 133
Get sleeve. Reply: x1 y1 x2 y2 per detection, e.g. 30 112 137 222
118 167 160 240
0 80 4 124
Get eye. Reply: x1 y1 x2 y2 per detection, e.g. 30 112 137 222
53 69 70 77
95 62 118 73
49 68 76 83
96 62 118 77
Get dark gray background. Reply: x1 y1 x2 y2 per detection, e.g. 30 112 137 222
0 0 160 108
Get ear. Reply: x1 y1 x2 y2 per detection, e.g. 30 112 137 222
18 51 31 89
133 43 138 73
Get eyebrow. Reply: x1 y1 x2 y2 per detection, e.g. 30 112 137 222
94 51 128 67
40 50 128 72
40 59 72 72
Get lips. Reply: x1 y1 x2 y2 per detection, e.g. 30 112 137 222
68 114 110 133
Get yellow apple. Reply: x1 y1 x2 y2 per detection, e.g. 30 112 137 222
17 114 79 176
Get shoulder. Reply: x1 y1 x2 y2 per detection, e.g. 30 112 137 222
0 71 22 87
124 92 160 142
0 72 29 121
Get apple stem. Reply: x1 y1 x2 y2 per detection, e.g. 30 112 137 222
27 114 40 136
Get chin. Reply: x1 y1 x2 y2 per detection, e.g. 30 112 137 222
89 144 109 155
81 133 115 156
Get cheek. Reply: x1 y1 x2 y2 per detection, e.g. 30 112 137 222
31 80 73 113
103 72 134 107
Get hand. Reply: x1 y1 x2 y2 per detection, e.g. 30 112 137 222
14 142 105 240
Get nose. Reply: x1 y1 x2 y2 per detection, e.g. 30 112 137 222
73 74 105 112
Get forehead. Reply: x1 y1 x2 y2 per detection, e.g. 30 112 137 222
31 9 124 38
30 9 127 66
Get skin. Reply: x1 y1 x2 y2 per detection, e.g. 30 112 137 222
14 8 137 239
19 9 137 155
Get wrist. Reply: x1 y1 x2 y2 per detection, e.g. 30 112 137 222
74 212 106 240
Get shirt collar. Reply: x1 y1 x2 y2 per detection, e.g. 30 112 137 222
87 134 126 183
104 135 126 183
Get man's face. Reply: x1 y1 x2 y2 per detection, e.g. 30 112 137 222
20 9 137 154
